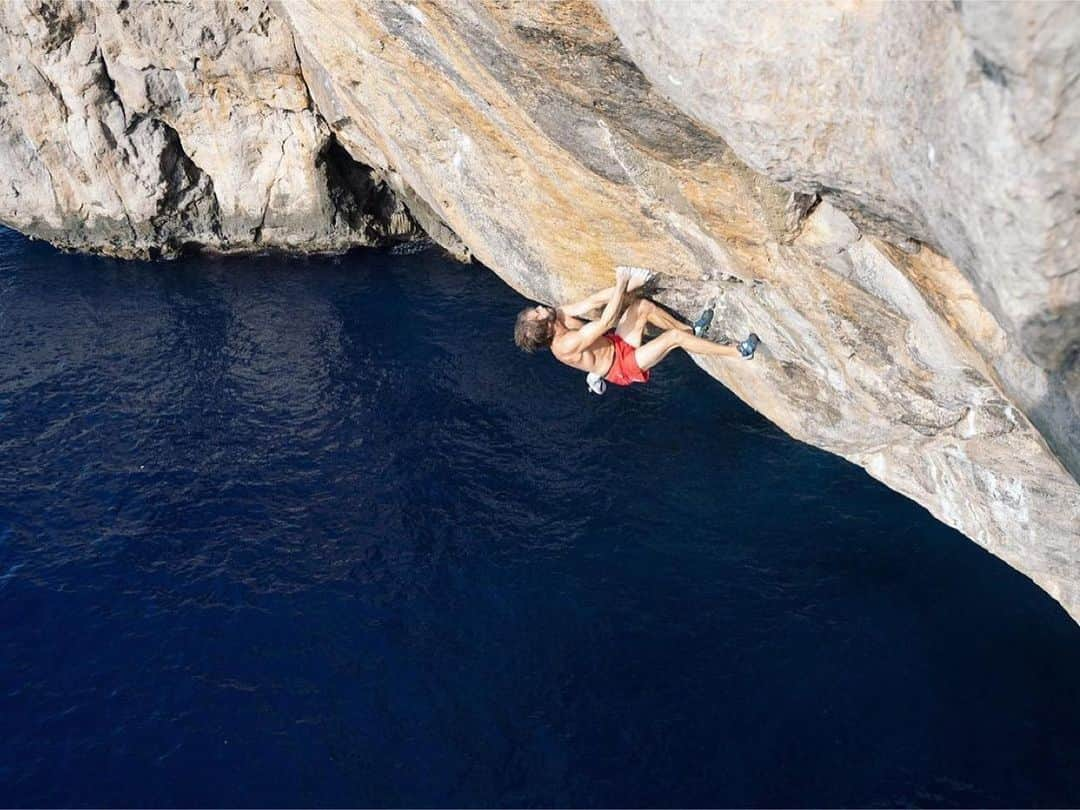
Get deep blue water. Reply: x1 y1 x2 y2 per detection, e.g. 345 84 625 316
0 228 1078 808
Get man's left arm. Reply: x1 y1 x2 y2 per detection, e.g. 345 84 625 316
558 273 650 320
559 271 632 352
558 288 613 319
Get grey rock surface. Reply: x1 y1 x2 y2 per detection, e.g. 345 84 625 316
0 0 1077 620
598 0 1080 482
0 0 420 257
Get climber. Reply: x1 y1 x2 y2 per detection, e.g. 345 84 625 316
513 266 759 394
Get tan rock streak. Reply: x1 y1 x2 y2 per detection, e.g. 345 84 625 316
0 0 1076 619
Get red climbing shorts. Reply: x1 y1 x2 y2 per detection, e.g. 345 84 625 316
603 332 650 386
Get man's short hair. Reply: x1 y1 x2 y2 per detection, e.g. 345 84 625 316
514 306 555 353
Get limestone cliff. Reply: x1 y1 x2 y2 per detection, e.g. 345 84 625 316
0 1 427 255
0 0 1077 620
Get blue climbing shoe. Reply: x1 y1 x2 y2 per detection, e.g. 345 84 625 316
692 306 714 338
737 333 760 359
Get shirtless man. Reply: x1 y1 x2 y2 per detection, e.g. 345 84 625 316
513 267 759 393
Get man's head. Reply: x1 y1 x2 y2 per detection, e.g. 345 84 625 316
514 304 556 353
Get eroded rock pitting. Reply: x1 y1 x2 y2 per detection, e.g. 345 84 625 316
0 0 1077 619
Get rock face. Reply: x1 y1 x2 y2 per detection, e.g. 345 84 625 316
0 0 424 256
0 1 1077 620
598 0 1080 499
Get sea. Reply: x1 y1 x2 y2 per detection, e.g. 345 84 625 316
1 227 1077 807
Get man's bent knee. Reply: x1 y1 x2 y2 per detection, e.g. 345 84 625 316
659 329 684 347
636 298 658 314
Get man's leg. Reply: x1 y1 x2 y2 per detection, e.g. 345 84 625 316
633 328 741 371
643 300 692 334
615 299 690 347
613 298 652 347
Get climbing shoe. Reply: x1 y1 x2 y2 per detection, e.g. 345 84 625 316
692 306 714 338
737 333 760 359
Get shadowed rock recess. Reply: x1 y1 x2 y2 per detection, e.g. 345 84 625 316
1 0 1077 620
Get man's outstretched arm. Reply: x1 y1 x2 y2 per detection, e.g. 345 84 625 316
558 287 614 319
558 270 651 319
560 270 632 351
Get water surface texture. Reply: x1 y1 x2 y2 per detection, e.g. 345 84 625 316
1 229 1078 807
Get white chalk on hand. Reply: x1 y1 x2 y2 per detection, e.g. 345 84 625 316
615 265 655 285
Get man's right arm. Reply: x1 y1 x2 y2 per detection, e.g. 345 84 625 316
558 288 612 319
557 270 651 319
560 271 631 352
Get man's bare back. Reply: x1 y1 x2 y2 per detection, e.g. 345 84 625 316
514 267 760 392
